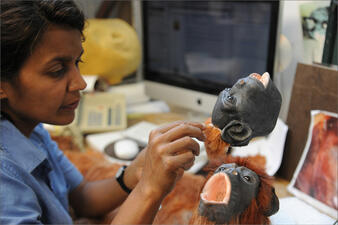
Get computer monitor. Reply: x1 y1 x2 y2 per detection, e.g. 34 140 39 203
132 1 281 115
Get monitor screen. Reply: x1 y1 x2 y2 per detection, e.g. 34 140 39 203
142 1 280 95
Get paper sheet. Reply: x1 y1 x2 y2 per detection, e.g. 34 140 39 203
231 118 288 176
270 197 336 224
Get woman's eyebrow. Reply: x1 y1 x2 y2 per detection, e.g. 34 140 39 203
46 49 84 65
49 56 72 63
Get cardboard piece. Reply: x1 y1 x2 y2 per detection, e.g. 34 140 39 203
277 63 338 180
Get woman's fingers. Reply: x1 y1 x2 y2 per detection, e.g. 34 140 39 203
183 121 205 130
164 151 196 171
161 122 206 142
165 136 200 156
155 121 205 135
175 168 185 181
155 121 183 134
140 121 206 195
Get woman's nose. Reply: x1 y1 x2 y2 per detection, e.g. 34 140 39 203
68 68 87 92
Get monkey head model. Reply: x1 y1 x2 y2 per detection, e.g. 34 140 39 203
188 158 279 225
211 72 282 146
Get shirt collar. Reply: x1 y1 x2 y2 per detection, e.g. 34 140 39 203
0 119 47 173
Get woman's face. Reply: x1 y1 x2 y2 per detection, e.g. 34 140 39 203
1 25 87 130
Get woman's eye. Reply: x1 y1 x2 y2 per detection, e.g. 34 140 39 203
49 68 66 78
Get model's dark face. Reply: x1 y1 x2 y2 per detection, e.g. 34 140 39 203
199 163 260 224
211 73 282 146
213 77 265 127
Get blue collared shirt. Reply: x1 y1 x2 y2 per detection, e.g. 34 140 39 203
0 119 84 224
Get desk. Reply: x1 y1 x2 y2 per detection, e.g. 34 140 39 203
127 108 292 200
51 107 293 225
127 104 210 126
274 177 292 198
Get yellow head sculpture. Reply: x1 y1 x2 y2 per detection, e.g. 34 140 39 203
80 19 142 85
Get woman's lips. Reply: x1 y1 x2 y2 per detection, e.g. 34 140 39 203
61 100 80 110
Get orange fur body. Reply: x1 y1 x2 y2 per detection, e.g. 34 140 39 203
153 173 206 224
203 118 230 161
189 156 275 225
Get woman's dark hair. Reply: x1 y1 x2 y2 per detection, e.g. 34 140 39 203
1 0 85 81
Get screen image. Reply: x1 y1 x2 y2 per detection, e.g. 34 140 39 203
143 1 279 95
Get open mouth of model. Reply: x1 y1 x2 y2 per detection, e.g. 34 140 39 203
200 172 231 205
249 72 270 88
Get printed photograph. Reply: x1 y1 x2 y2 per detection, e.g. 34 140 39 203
299 1 330 63
288 110 338 219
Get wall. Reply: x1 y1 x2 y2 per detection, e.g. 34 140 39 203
74 0 102 18
274 0 331 122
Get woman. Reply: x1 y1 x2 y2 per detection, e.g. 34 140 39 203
0 0 205 224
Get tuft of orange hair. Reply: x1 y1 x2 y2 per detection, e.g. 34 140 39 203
203 118 230 161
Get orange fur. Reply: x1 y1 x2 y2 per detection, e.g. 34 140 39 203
203 118 230 161
63 149 113 177
189 156 275 225
154 173 206 224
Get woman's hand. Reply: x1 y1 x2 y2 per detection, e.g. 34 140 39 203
139 121 205 197
110 121 205 224
123 147 146 190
